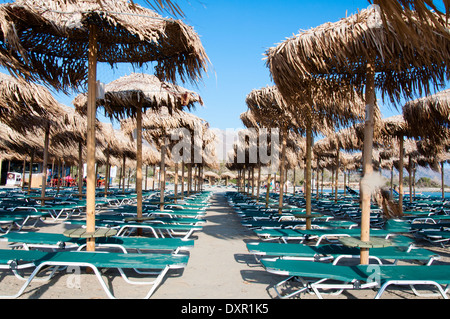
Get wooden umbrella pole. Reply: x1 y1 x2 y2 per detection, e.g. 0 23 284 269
293 167 296 195
343 169 347 197
408 155 412 204
398 136 404 212
335 150 339 203
86 24 98 252
122 155 126 194
305 118 312 230
390 166 394 198
62 160 66 188
360 55 376 265
174 162 179 203
136 106 143 219
152 164 156 191
316 158 320 200
78 141 83 199
242 165 246 195
56 159 61 193
27 150 34 194
251 166 255 197
21 158 26 189
145 165 148 191
187 162 192 195
40 123 50 205
105 153 110 197
181 161 185 199
256 165 261 203
265 173 271 209
246 168 250 195
442 162 445 200
278 127 286 214
160 135 167 211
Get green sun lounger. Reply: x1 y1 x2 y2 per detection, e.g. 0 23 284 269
241 219 357 230
0 216 26 233
94 214 206 225
0 208 50 229
246 242 439 265
410 222 450 231
64 219 203 239
0 249 189 299
0 232 194 253
416 230 450 246
253 228 395 244
36 203 84 220
261 258 450 299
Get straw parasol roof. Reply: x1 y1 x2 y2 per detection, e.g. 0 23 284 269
122 107 204 138
204 171 220 179
0 0 209 91
369 0 450 47
0 72 62 134
122 106 206 208
402 88 450 142
266 4 450 264
220 171 236 179
73 73 203 119
0 0 209 252
266 5 450 105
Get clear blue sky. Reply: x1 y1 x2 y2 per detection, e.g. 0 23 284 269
52 0 439 131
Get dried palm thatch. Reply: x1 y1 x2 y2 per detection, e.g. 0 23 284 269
313 138 338 157
379 114 410 139
0 0 209 91
141 0 185 18
335 126 363 152
204 171 219 179
266 5 450 106
240 110 260 130
0 72 62 134
201 127 219 169
0 122 43 158
142 145 160 166
73 73 203 120
0 0 209 251
122 106 205 208
220 171 236 179
50 104 91 149
122 106 203 138
402 88 450 141
369 0 450 46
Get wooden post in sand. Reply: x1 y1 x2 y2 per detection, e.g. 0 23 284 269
86 24 98 252
360 55 376 265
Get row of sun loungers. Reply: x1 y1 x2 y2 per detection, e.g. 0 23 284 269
0 187 212 299
227 190 450 299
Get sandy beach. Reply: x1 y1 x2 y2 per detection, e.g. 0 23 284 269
0 186 449 304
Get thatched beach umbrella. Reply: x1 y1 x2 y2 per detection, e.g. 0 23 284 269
240 110 275 204
245 86 301 215
403 89 450 142
0 72 65 201
74 73 202 221
378 115 414 211
369 0 450 46
246 85 338 227
266 5 450 264
50 104 92 196
220 171 236 186
122 107 204 210
0 122 43 191
0 0 208 251
204 171 219 185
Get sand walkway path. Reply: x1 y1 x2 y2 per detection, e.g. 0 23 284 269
153 190 277 299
